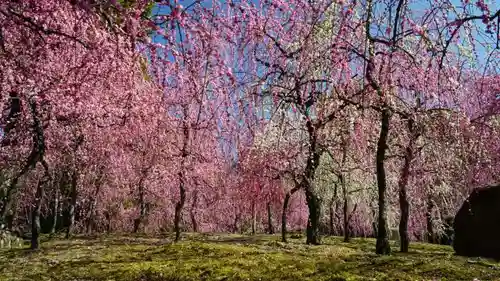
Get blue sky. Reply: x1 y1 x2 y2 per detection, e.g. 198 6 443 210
147 0 498 161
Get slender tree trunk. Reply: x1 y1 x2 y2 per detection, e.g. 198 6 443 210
66 170 78 239
282 186 299 242
104 211 111 233
190 190 198 233
340 175 352 242
5 209 14 230
87 170 104 234
398 182 410 252
329 199 335 236
267 202 274 234
31 159 50 250
251 200 256 235
31 178 44 250
174 105 189 242
370 199 378 238
174 172 186 242
343 195 349 242
233 211 240 233
330 183 338 235
86 194 97 234
375 108 391 255
398 118 417 253
86 198 96 234
426 195 435 243
133 179 146 233
65 134 83 239
86 187 101 234
50 188 59 234
335 194 342 235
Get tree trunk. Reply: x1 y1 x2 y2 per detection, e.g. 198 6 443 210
133 180 146 233
251 200 256 235
426 195 435 243
304 120 321 245
233 212 240 233
398 182 410 252
86 189 98 234
370 199 378 238
398 118 416 253
329 199 334 236
343 195 350 242
281 186 299 242
86 199 96 234
190 190 198 233
305 188 321 245
86 170 104 234
375 108 391 255
330 183 338 236
31 178 45 250
50 188 59 234
340 175 351 242
267 202 274 234
66 170 78 239
174 172 186 242
335 194 342 235
65 134 83 239
104 211 111 233
174 105 189 242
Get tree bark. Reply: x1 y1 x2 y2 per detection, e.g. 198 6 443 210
398 118 417 253
86 186 99 234
343 195 350 242
305 188 321 245
174 105 189 242
31 160 50 250
232 211 240 233
66 170 78 239
31 177 44 250
87 168 105 234
375 108 391 255
281 185 300 242
370 198 378 238
174 171 186 242
251 200 256 235
330 183 339 236
304 120 321 245
398 179 410 252
133 177 146 233
65 134 83 239
340 175 352 242
104 211 111 233
267 202 274 234
426 194 435 243
329 198 335 236
190 190 198 233
50 188 59 234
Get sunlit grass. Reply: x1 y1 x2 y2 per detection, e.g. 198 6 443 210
0 233 498 281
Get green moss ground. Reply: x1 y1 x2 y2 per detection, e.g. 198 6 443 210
0 233 498 281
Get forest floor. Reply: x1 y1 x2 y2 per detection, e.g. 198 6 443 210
0 233 499 281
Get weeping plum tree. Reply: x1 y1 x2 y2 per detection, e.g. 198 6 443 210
0 0 499 256
0 0 158 243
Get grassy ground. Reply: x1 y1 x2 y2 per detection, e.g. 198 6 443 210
0 233 499 281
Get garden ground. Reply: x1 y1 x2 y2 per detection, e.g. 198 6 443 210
0 233 499 281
